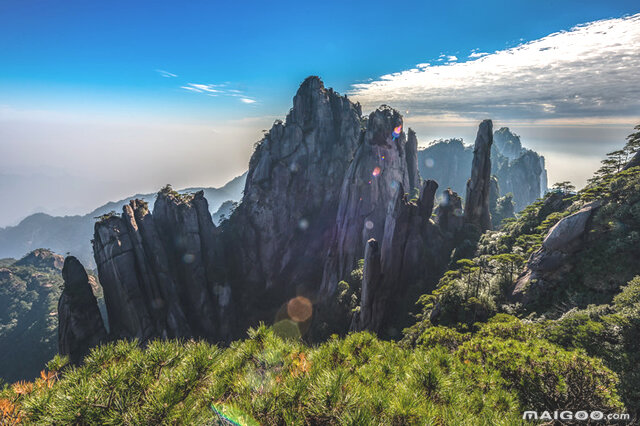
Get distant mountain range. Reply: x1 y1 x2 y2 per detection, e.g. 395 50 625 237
0 173 246 267
418 127 548 212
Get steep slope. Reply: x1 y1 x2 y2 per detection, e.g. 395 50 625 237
0 250 65 382
227 76 363 310
405 129 640 414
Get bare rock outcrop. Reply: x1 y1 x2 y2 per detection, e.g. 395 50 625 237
58 256 106 364
355 180 440 334
227 77 362 317
153 190 228 338
355 238 382 331
512 201 601 304
321 106 418 297
435 189 464 235
464 120 494 231
92 193 228 343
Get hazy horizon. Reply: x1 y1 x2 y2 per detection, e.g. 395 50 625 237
1 1 638 227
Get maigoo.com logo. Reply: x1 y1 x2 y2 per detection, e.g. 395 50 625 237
522 410 630 421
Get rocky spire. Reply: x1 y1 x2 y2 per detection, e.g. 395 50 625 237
321 106 414 296
228 76 362 303
58 256 106 364
464 119 493 231
405 128 420 195
355 179 439 334
153 190 227 338
92 192 229 343
355 239 382 331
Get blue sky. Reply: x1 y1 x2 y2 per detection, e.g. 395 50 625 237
2 0 637 119
0 0 639 226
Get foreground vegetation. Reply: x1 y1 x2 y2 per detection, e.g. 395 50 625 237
1 322 624 425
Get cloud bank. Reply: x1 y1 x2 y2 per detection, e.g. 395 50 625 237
349 13 640 122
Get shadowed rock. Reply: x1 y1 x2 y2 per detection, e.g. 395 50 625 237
465 119 494 231
356 180 440 334
62 77 491 348
354 239 382 331
227 76 362 324
58 256 106 364
153 190 224 338
435 189 464 235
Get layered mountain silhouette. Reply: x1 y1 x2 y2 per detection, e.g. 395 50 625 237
418 127 548 212
0 174 246 267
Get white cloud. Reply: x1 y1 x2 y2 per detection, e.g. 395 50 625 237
446 55 458 61
181 85 202 93
468 51 488 58
186 83 222 93
181 83 257 103
156 69 178 78
349 13 640 121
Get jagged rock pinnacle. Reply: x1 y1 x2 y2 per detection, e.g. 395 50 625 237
464 119 494 231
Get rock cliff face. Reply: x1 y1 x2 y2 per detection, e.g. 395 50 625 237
493 126 523 160
225 76 362 325
435 189 464 235
464 120 494 231
320 106 419 297
92 193 228 343
354 179 440 335
59 76 506 355
58 256 106 364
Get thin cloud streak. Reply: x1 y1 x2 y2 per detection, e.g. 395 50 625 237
181 82 258 104
349 13 640 122
156 69 178 78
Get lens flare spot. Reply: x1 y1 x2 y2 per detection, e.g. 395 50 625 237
372 166 381 177
182 253 195 264
425 158 435 168
298 218 309 231
392 125 402 139
365 220 374 230
287 296 313 322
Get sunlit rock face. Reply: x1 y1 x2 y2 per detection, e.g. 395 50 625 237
225 76 363 315
321 106 420 297
58 256 106 364
512 201 601 305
